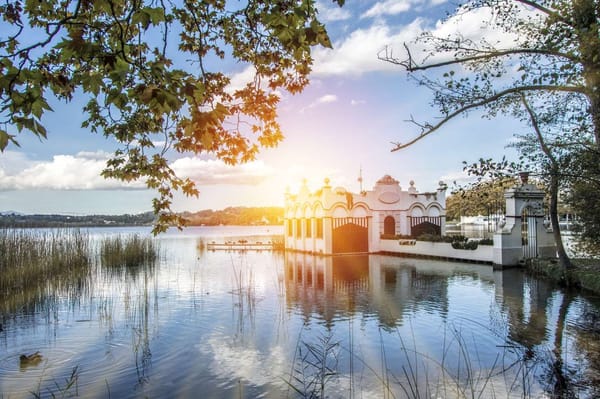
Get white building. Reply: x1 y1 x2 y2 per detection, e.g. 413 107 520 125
284 175 447 255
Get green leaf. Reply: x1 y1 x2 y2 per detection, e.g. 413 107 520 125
0 130 9 151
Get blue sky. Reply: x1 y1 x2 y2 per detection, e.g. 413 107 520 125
0 0 525 215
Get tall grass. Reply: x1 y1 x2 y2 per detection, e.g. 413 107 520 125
287 332 340 398
31 366 80 399
99 234 159 270
0 229 91 311
286 322 555 399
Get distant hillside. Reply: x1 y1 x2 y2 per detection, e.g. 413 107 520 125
181 206 283 226
0 212 156 228
0 207 284 228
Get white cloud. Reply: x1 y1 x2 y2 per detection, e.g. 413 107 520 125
362 0 450 19
151 140 167 148
0 151 145 191
170 158 273 185
317 0 352 22
312 20 425 76
227 65 256 93
313 2 536 77
438 169 476 187
198 333 289 388
351 99 366 106
317 94 338 104
0 150 34 175
424 4 540 65
300 93 339 113
362 0 414 19
0 151 274 191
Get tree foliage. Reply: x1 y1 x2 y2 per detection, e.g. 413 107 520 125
381 0 599 151
445 158 518 221
0 0 342 233
566 148 600 255
381 0 600 259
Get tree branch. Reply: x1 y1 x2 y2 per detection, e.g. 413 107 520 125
520 92 557 164
391 84 585 152
515 0 572 26
379 44 579 72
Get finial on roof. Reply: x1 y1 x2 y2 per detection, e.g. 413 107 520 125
376 175 399 185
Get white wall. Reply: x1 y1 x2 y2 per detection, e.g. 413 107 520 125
379 239 493 263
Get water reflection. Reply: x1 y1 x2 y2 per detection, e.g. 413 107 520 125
495 269 552 350
284 253 453 329
1 229 600 398
284 253 600 398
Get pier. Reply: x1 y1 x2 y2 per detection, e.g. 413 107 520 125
206 240 275 251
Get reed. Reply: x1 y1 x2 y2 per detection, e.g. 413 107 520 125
99 234 159 269
287 331 340 399
387 323 543 399
0 229 91 303
31 365 80 399
286 320 557 399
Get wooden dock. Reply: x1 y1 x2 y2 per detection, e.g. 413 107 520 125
206 240 275 251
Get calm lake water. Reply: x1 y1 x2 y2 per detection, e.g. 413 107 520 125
1 226 599 398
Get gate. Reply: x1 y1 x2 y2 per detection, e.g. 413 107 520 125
332 217 368 254
409 216 442 237
521 208 537 258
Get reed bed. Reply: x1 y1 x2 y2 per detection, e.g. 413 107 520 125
99 234 159 269
0 229 91 299
0 229 92 316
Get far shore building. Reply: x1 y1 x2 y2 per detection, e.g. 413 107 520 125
284 175 448 255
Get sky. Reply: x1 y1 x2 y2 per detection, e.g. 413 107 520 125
0 0 528 215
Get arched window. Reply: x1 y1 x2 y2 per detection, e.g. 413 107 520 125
384 216 396 235
316 218 323 238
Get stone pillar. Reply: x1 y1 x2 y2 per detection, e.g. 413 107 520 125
367 216 374 253
323 216 333 255
493 179 556 268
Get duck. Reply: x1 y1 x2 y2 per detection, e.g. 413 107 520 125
19 351 43 367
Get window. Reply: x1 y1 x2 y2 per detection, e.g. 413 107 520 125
306 218 312 238
384 216 395 235
296 219 302 238
316 218 323 238
287 220 293 237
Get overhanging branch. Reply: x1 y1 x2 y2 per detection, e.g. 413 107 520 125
379 44 579 72
391 84 585 152
515 0 572 26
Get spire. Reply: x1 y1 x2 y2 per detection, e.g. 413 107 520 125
358 165 363 193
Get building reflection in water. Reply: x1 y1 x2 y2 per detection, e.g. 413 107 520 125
284 251 563 353
283 252 450 328
283 252 600 397
494 269 553 351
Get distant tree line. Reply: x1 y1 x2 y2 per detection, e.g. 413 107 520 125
0 207 284 228
0 212 156 228
181 207 283 226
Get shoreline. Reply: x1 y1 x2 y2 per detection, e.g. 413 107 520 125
526 258 600 295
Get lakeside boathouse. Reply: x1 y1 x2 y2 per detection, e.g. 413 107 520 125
284 175 448 255
284 173 557 268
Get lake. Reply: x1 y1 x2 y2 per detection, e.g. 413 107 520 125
1 226 599 398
